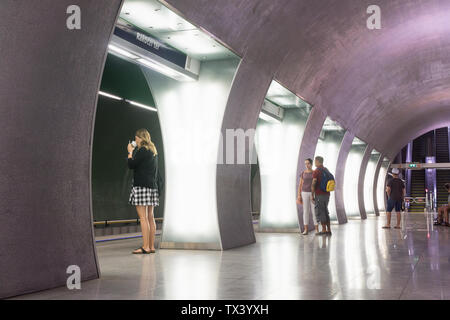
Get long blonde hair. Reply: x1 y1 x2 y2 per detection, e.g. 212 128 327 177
135 128 157 155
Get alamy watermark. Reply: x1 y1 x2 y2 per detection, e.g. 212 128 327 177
66 265 81 290
66 5 81 30
367 5 381 30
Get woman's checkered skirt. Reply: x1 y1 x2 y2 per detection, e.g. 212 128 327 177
129 186 159 206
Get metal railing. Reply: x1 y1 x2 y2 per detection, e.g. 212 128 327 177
403 190 437 234
93 218 163 227
93 212 261 227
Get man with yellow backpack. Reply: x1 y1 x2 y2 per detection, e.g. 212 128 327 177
311 156 335 236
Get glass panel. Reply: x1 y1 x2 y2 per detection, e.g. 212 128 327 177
364 149 381 215
343 137 367 218
255 80 312 230
314 118 345 221
376 157 390 212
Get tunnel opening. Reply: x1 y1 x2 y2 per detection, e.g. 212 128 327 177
92 53 165 237
315 118 346 223
391 126 450 221
92 0 241 265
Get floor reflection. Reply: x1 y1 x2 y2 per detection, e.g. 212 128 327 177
12 214 450 300
159 250 222 299
261 234 300 299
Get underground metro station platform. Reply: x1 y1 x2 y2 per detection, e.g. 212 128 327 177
11 215 450 300
2 0 450 308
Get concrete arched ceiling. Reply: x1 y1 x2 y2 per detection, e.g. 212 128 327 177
164 0 450 159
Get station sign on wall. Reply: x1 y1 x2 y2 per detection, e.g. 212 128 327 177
114 18 187 69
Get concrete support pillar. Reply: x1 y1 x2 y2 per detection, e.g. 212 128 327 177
334 131 354 224
373 154 385 216
216 60 274 249
0 0 123 298
295 106 327 232
358 145 374 220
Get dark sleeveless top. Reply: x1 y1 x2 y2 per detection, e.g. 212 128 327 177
301 171 314 192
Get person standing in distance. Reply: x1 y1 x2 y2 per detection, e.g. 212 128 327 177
435 183 450 226
311 156 332 236
382 168 405 229
127 128 159 254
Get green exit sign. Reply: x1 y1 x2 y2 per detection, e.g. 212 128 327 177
408 163 420 168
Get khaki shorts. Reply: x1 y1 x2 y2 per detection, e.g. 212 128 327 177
315 194 330 224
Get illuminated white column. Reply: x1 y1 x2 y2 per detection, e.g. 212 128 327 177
141 59 239 249
314 124 345 221
343 141 367 218
364 151 379 215
358 145 373 219
376 157 390 212
256 109 306 231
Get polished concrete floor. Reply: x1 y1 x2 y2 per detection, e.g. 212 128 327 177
12 214 450 300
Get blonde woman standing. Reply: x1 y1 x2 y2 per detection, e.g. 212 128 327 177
297 158 318 235
127 128 159 254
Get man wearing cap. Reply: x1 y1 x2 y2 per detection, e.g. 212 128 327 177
383 168 405 229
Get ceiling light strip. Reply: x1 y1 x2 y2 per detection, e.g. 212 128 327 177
98 91 157 112
98 91 123 100
125 99 157 112
259 111 281 123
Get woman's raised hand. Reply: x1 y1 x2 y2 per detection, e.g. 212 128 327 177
127 142 135 153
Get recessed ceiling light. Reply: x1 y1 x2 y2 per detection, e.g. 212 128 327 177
108 44 139 59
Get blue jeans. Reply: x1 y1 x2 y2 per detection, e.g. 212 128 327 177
386 198 402 212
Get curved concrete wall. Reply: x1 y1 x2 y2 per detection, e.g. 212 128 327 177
0 0 122 298
373 154 385 216
296 106 327 231
358 145 374 220
374 155 391 216
216 60 273 249
335 131 354 224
